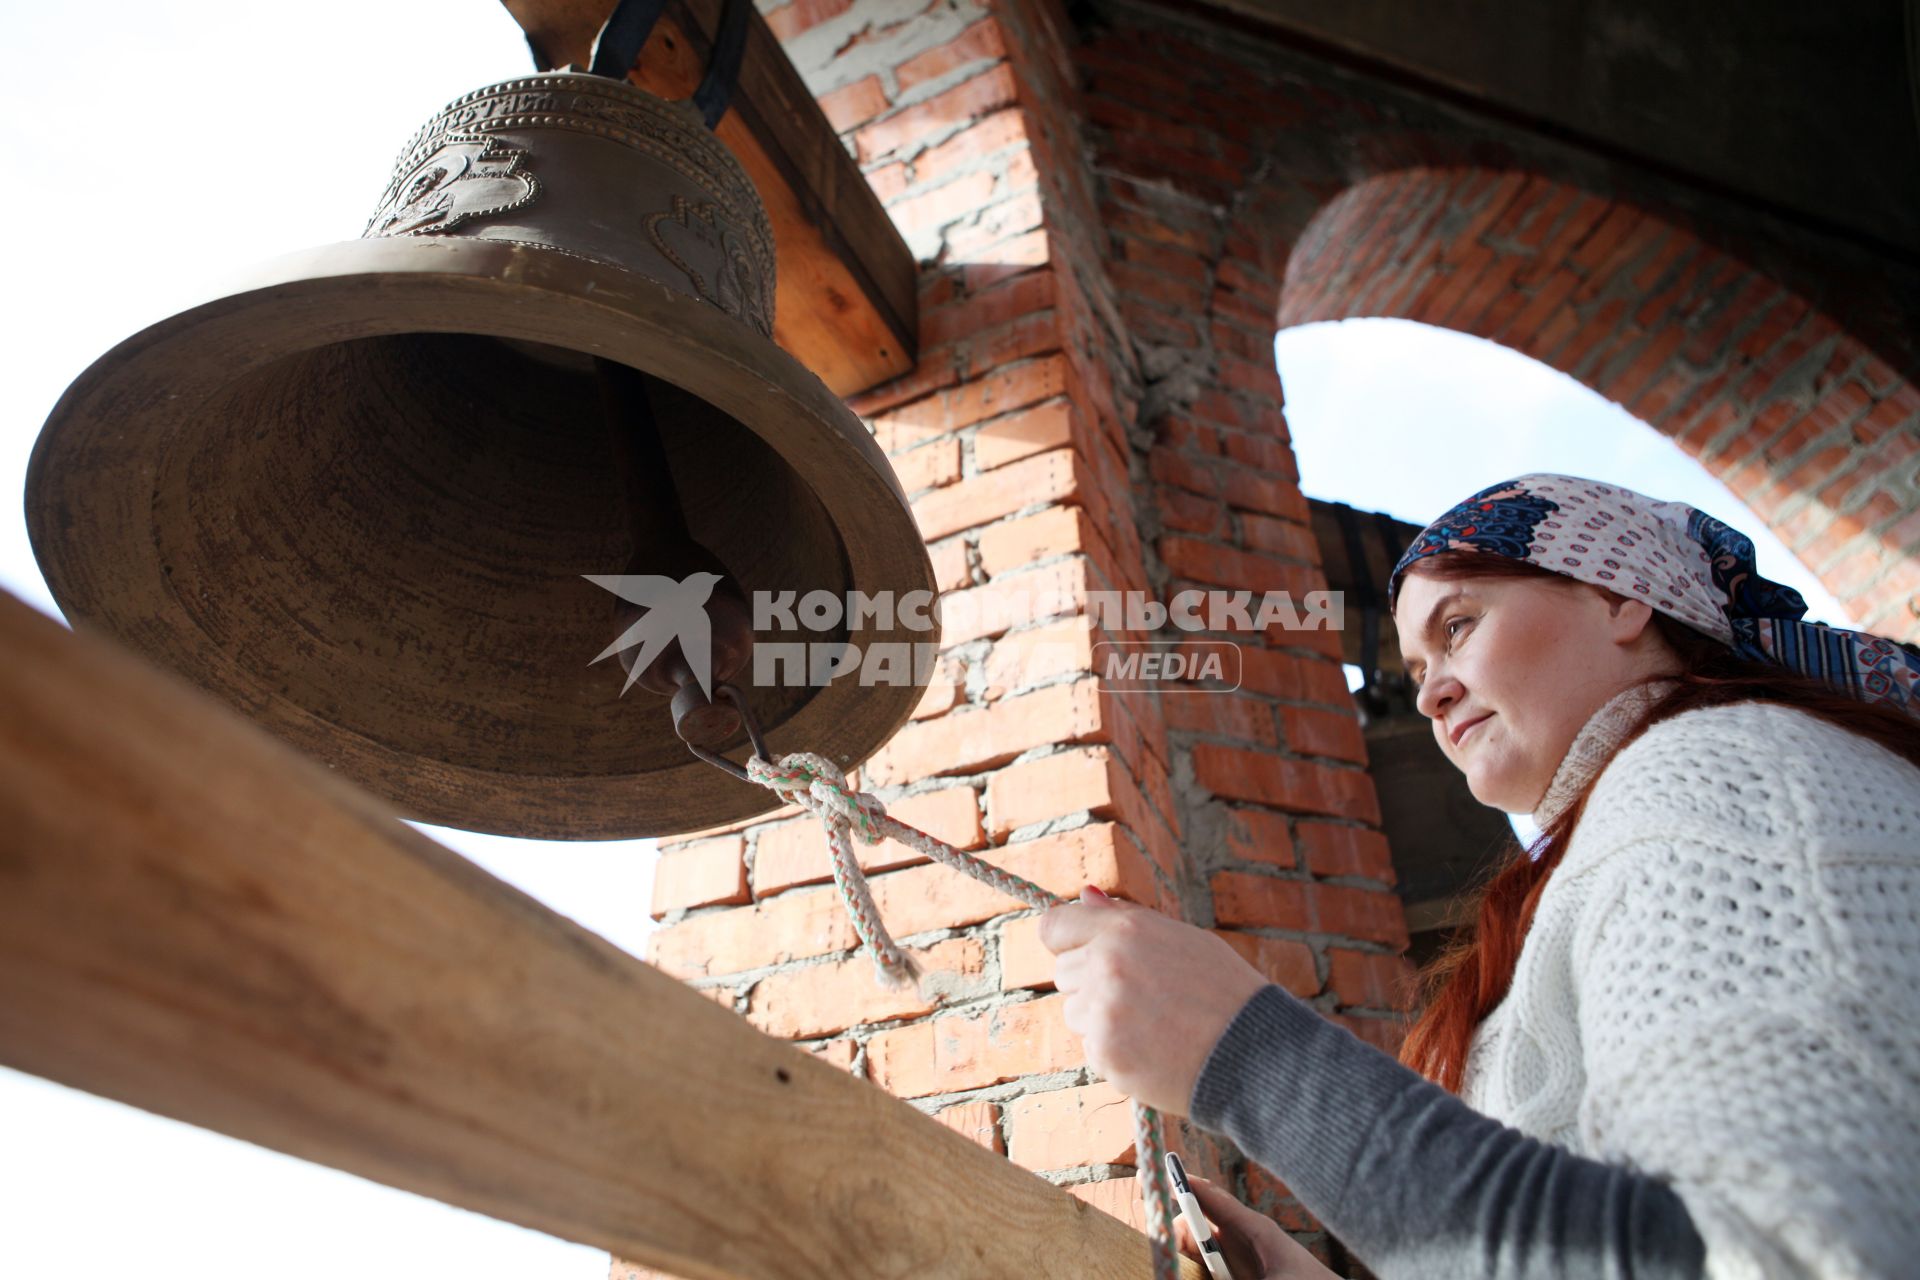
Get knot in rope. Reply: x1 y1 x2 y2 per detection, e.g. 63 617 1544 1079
746 752 887 843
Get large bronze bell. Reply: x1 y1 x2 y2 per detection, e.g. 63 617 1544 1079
24 70 936 839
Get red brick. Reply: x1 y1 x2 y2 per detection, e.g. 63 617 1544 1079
1006 1081 1136 1170
891 169 998 237
864 161 907 203
1210 872 1409 949
1218 354 1283 398
648 835 748 918
922 271 1057 350
1215 930 1319 997
1241 514 1319 562
1222 806 1295 869
1149 445 1216 496
913 108 1031 188
913 447 1083 541
890 438 962 494
1112 259 1210 312
1159 537 1321 597
863 678 1106 786
1127 236 1213 286
817 74 889 133
866 994 1083 1096
1295 822 1396 884
933 1099 1005 1153
938 557 1094 647
1222 470 1312 522
896 19 1010 95
855 64 1020 165
960 230 1052 290
912 663 962 720
1238 650 1354 706
985 745 1120 837
1799 492 1902 568
744 938 986 1039
752 787 984 897
998 913 1054 990
1852 392 1920 447
975 398 1079 469
978 505 1099 577
1192 743 1381 823
946 189 1046 260
649 884 857 979
1161 691 1280 746
848 351 962 419
1277 705 1368 765
761 0 851 42
1328 947 1418 1012
982 616 1096 700
1160 488 1226 536
1828 545 1888 596
876 353 1070 444
986 821 1163 906
928 538 970 592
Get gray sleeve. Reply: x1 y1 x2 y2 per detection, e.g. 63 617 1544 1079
1188 985 1707 1280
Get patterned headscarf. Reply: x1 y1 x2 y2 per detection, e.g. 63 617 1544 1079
1388 473 1920 722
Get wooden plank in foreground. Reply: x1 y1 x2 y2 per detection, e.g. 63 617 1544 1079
504 0 918 398
0 589 1192 1279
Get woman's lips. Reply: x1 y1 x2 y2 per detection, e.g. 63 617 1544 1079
1451 713 1492 747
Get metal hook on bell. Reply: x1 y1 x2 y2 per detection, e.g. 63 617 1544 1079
686 683 771 783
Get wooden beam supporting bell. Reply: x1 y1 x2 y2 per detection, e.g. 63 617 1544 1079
24 72 935 840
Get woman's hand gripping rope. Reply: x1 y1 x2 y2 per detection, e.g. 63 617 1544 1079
741 750 1187 1280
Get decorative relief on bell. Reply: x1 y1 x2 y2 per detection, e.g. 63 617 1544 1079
357 73 777 336
647 196 772 336
365 134 541 237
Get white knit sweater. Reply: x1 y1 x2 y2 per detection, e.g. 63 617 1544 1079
1460 690 1920 1278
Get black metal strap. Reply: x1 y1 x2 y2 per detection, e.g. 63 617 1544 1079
692 0 752 129
587 0 673 80
579 0 749 132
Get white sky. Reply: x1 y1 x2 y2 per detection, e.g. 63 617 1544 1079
0 3 1853 1276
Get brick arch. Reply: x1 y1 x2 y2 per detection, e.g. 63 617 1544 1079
1275 167 1920 639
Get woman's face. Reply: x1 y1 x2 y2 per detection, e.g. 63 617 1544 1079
1392 570 1666 813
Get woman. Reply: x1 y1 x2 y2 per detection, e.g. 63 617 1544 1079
1042 474 1920 1279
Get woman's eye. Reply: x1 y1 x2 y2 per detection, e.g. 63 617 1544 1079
1445 616 1472 646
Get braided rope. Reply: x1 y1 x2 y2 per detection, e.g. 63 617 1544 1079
745 752 1184 1280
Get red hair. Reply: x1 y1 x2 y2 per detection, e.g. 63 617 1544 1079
1392 550 1920 1093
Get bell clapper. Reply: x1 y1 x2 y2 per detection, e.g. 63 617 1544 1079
595 356 764 756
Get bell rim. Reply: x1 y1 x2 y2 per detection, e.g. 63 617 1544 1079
26 234 940 840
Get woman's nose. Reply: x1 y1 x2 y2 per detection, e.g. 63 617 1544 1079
1415 669 1460 722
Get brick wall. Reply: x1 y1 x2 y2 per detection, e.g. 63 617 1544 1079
621 0 1919 1275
